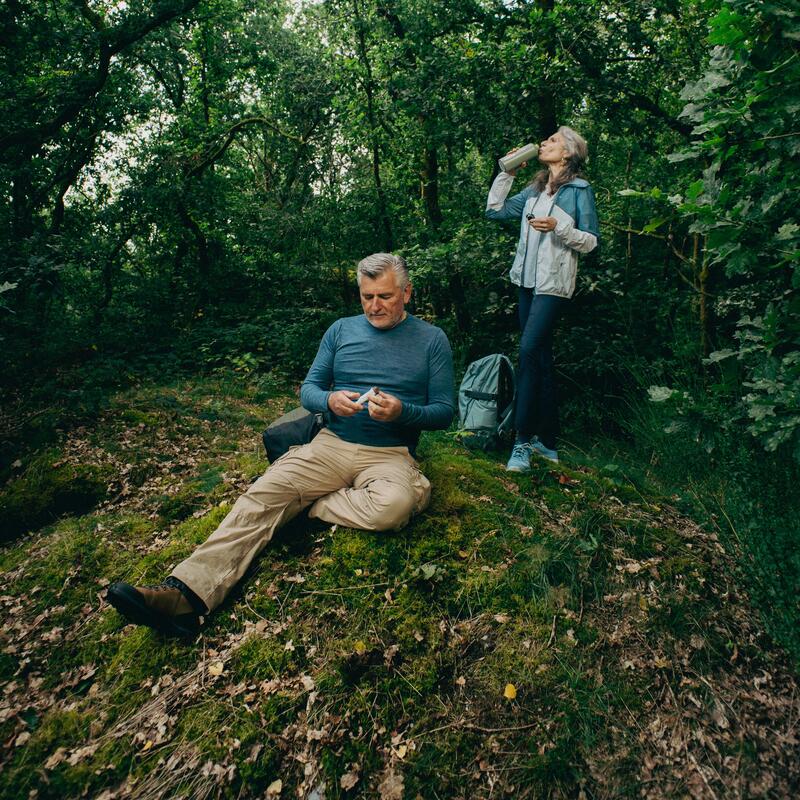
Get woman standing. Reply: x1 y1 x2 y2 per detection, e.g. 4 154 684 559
486 127 599 471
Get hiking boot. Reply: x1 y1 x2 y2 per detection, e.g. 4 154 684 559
106 578 203 637
506 442 534 472
531 440 559 463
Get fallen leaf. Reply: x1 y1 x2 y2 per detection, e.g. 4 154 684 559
378 766 404 800
266 778 283 797
44 747 67 769
503 683 517 700
246 743 264 764
67 743 99 765
493 614 510 624
208 662 224 676
711 700 729 729
340 769 360 790
14 731 31 747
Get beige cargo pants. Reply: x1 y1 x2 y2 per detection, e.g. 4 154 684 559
171 428 431 611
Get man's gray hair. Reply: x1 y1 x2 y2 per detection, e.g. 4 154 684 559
356 253 410 289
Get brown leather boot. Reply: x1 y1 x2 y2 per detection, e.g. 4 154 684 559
107 580 202 637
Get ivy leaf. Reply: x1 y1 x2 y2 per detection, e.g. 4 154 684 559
686 180 705 201
648 386 676 402
704 349 736 364
643 216 669 234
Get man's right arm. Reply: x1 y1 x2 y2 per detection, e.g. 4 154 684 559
300 324 337 414
301 322 368 417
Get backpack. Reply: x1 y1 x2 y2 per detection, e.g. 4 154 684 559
262 407 326 463
457 354 516 450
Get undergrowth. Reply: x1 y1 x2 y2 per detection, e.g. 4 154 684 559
572 390 800 664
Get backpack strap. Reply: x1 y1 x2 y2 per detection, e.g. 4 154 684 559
464 390 497 401
496 355 517 435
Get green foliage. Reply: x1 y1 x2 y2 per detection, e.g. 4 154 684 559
629 0 800 457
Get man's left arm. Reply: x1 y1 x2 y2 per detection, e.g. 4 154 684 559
396 331 455 430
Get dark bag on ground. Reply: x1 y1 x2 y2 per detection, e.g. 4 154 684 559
262 407 326 463
457 353 516 450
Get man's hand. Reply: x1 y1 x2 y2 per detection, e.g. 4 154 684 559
367 389 402 422
328 390 365 417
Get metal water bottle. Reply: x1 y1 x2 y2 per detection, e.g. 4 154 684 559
498 143 539 173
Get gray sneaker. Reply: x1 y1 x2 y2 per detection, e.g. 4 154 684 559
506 442 534 472
531 440 559 463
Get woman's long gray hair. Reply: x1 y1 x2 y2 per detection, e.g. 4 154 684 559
531 126 588 193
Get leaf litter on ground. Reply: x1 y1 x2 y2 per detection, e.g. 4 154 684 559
0 371 798 799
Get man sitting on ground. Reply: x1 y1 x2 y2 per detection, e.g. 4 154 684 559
107 253 455 636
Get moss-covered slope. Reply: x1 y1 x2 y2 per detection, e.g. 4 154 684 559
0 372 797 799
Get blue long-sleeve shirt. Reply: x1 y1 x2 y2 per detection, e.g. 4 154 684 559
300 314 455 454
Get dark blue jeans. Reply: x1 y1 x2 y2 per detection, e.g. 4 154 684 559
515 288 568 450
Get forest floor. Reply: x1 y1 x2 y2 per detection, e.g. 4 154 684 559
0 369 798 799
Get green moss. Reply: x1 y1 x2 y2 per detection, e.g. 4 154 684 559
0 709 93 799
0 451 112 542
118 408 160 426
230 634 297 681
1 371 785 800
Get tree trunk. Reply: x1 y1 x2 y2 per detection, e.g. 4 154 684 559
177 200 210 307
352 0 393 251
537 0 558 138
421 141 443 229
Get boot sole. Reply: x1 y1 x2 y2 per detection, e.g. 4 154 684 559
107 583 199 638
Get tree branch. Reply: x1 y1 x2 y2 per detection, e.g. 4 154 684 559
187 117 305 179
0 0 201 158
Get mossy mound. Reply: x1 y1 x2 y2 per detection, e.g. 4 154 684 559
1 373 798 800
0 452 111 541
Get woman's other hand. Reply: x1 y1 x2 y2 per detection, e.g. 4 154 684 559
528 216 557 232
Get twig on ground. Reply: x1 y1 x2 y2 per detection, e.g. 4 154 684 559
301 581 389 595
463 721 539 734
546 614 557 647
